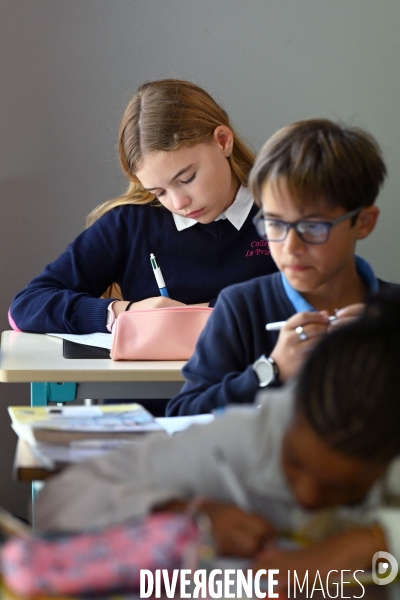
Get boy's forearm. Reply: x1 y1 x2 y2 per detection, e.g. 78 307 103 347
166 365 260 415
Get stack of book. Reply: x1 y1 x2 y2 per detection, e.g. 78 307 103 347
8 404 165 479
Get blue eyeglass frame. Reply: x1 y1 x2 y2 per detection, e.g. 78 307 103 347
252 207 363 245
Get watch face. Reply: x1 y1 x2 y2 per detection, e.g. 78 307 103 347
255 358 273 386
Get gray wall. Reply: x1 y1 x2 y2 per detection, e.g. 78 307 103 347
1 0 400 518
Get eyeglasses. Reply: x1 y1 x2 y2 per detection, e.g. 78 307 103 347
252 207 363 245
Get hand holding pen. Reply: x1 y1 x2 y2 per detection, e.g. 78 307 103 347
111 253 182 317
199 447 276 556
113 251 212 317
325 303 366 328
264 304 365 382
267 311 333 382
189 497 275 558
212 448 311 567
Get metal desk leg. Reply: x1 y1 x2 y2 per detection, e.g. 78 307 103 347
30 382 77 526
30 382 77 406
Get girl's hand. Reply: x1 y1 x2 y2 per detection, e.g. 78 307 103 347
155 498 276 557
253 527 382 590
198 499 277 557
113 297 186 317
329 303 366 329
270 311 331 381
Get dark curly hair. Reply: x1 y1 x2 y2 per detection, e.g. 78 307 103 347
296 288 400 463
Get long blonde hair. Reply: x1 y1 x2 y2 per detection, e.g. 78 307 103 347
86 79 254 227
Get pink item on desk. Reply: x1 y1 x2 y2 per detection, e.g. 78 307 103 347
7 309 21 332
1 513 199 596
110 306 213 360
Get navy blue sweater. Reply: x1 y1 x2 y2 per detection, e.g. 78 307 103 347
10 202 277 333
166 274 399 416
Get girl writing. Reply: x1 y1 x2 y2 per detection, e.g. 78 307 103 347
9 79 276 334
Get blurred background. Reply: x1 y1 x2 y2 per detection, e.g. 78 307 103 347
1 0 400 518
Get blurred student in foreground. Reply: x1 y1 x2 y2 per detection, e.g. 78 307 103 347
35 290 400 584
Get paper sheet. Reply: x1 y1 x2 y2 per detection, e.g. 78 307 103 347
46 332 112 350
156 414 214 435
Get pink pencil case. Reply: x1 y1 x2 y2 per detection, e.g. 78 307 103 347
110 306 213 360
1 513 199 597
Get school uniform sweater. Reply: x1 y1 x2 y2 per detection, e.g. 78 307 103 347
9 200 276 334
34 384 400 567
166 270 399 416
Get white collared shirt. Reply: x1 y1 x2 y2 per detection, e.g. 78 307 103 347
172 185 254 232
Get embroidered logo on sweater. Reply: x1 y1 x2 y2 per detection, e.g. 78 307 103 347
245 240 271 257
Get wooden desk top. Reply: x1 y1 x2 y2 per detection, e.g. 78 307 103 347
0 331 185 383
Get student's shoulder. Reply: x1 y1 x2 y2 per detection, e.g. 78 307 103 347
215 273 285 316
217 272 283 306
94 203 173 227
377 279 400 292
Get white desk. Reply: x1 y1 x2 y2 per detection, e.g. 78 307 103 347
0 331 185 405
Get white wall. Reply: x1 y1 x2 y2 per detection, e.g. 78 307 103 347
1 0 400 517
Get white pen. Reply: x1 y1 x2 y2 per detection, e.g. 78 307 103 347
212 447 252 512
150 253 170 298
266 314 337 331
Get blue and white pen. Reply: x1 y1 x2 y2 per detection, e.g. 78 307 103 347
150 253 170 297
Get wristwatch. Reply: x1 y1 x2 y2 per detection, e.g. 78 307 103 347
252 355 279 387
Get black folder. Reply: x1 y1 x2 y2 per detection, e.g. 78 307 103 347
62 339 110 359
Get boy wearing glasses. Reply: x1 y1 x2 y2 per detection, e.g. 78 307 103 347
167 119 398 415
